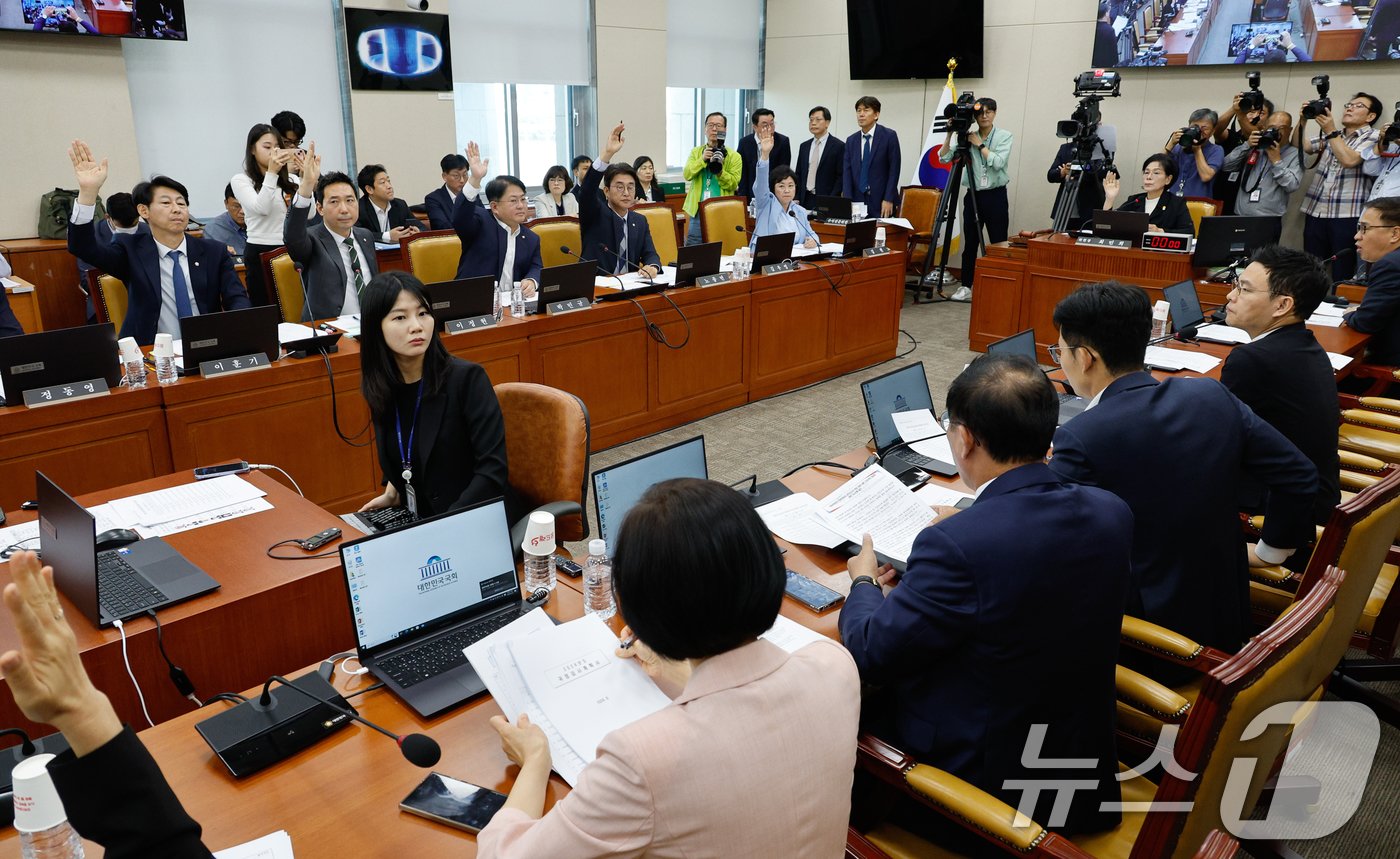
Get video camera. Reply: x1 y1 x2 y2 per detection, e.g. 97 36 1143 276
1055 71 1121 172
1239 71 1266 114
943 92 980 135
1302 75 1331 120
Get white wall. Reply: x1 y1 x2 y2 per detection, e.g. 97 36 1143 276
596 0 668 168
766 0 1400 245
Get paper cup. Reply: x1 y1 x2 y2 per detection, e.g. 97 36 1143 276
522 511 556 556
153 332 174 359
11 753 67 833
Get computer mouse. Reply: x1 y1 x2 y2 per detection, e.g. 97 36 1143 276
96 528 141 552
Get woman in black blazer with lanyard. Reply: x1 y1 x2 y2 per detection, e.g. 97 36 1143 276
356 271 508 518
1102 153 1197 236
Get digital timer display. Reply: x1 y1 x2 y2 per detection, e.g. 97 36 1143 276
1139 232 1193 253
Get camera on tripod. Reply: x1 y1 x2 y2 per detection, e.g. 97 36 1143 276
1238 71 1266 114
943 92 980 135
1302 75 1331 120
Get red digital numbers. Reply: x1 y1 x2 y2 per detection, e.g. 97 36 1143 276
1144 235 1182 251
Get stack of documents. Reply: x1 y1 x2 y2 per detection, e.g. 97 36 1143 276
1308 303 1347 328
325 315 361 337
1195 324 1250 345
1143 345 1221 374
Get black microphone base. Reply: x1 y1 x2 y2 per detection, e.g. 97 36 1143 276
195 671 355 778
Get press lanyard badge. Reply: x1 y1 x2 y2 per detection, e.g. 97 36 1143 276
397 382 424 517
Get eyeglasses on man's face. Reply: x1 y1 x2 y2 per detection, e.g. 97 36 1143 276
1046 343 1080 365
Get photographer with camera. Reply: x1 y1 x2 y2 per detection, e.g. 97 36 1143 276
1300 85 1380 282
1233 30 1312 64
935 97 1012 301
1363 105 1400 203
1220 111 1301 224
1164 108 1224 199
682 111 741 246
1214 76 1273 213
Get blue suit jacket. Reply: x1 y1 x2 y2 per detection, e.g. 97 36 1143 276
424 185 459 232
67 221 249 346
578 165 661 275
840 463 1130 835
1344 247 1400 365
842 124 902 209
452 194 543 285
1049 373 1318 651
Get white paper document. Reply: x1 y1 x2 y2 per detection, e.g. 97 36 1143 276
107 475 267 527
1143 345 1221 374
890 408 941 443
214 830 294 859
594 272 657 291
277 322 317 344
134 498 273 539
760 615 828 654
2 277 32 293
1196 324 1250 345
817 466 936 563
327 315 361 336
914 483 975 508
465 608 591 785
1328 352 1354 371
908 434 956 465
510 615 671 772
1311 302 1346 319
791 242 845 257
0 503 123 565
876 217 913 231
755 492 846 549
1307 311 1345 328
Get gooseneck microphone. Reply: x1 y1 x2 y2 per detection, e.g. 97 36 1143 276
561 244 625 293
602 244 659 283
257 675 441 767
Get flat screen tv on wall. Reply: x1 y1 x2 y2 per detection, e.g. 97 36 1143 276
1 0 187 40
847 0 985 79
344 7 453 92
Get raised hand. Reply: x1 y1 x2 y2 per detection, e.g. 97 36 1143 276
602 121 626 162
67 139 109 202
759 130 774 158
1102 171 1121 207
465 141 489 185
300 141 322 189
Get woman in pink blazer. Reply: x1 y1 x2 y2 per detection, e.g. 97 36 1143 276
479 478 862 858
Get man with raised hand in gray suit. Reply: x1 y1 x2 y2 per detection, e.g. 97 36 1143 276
284 144 380 320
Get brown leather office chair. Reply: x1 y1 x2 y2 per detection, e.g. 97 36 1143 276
897 185 940 273
529 217 583 269
1183 197 1222 236
1339 407 1400 463
848 567 1343 859
635 203 680 267
403 229 462 285
87 270 128 331
699 196 748 254
265 250 303 323
495 382 590 559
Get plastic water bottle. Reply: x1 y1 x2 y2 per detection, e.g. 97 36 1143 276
1151 299 1171 339
874 226 887 249
119 336 146 389
13 753 84 859
583 539 615 621
492 286 504 323
733 247 752 278
521 511 557 594
511 283 525 318
152 333 178 385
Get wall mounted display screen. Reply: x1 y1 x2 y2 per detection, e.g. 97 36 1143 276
1095 0 1400 67
1 0 186 40
847 0 984 79
344 8 452 92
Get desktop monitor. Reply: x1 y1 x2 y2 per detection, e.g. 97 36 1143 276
1191 216 1281 269
591 436 708 551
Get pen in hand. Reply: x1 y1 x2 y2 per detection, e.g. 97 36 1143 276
619 635 636 650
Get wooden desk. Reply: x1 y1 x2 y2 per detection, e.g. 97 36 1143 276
3 276 41 333
0 238 84 331
0 586 587 858
0 471 354 735
1303 0 1366 61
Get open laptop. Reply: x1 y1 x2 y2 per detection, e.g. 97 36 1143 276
177 305 281 373
425 275 497 331
809 195 854 224
670 241 722 286
985 329 1088 424
592 435 707 554
1191 215 1281 269
859 362 958 482
1161 279 1247 345
0 323 121 407
339 497 527 718
752 232 796 271
534 260 597 311
37 471 219 627
1090 209 1150 243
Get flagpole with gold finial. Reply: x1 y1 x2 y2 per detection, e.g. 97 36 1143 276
946 58 958 100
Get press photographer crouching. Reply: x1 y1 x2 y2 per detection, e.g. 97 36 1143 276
1165 108 1224 199
1220 111 1300 225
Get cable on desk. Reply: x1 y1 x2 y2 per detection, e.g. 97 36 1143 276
203 693 250 707
792 259 842 296
265 538 342 560
781 460 861 479
146 609 199 706
112 619 155 728
344 682 384 700
248 463 304 497
0 537 39 561
320 350 373 447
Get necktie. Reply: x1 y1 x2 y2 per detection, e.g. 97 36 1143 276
859 134 872 195
807 138 822 192
168 249 194 320
343 237 365 294
615 217 629 275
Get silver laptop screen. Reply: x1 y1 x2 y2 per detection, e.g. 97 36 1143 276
342 500 517 650
593 436 707 551
862 363 935 451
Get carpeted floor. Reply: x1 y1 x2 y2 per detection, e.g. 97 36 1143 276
564 287 1400 858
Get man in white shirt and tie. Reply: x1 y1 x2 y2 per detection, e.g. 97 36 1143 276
286 145 382 320
795 106 846 207
453 141 543 297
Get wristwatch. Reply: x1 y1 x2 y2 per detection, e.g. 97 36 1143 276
851 575 878 590
1324 130 1343 141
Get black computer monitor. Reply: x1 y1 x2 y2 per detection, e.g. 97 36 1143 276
752 232 796 270
0 323 121 406
425 276 497 331
181 305 280 371
535 260 597 310
842 219 879 256
1191 215 1281 268
591 435 708 553
1090 209 1150 243
671 242 722 286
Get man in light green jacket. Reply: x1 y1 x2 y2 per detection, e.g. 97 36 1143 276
683 111 742 245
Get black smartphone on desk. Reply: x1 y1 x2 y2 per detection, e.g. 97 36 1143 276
400 772 508 833
784 569 844 612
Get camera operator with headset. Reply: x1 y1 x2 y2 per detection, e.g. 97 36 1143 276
935 97 1013 302
1213 76 1273 214
1299 81 1380 282
1363 105 1400 203
1164 108 1224 200
1220 110 1301 226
